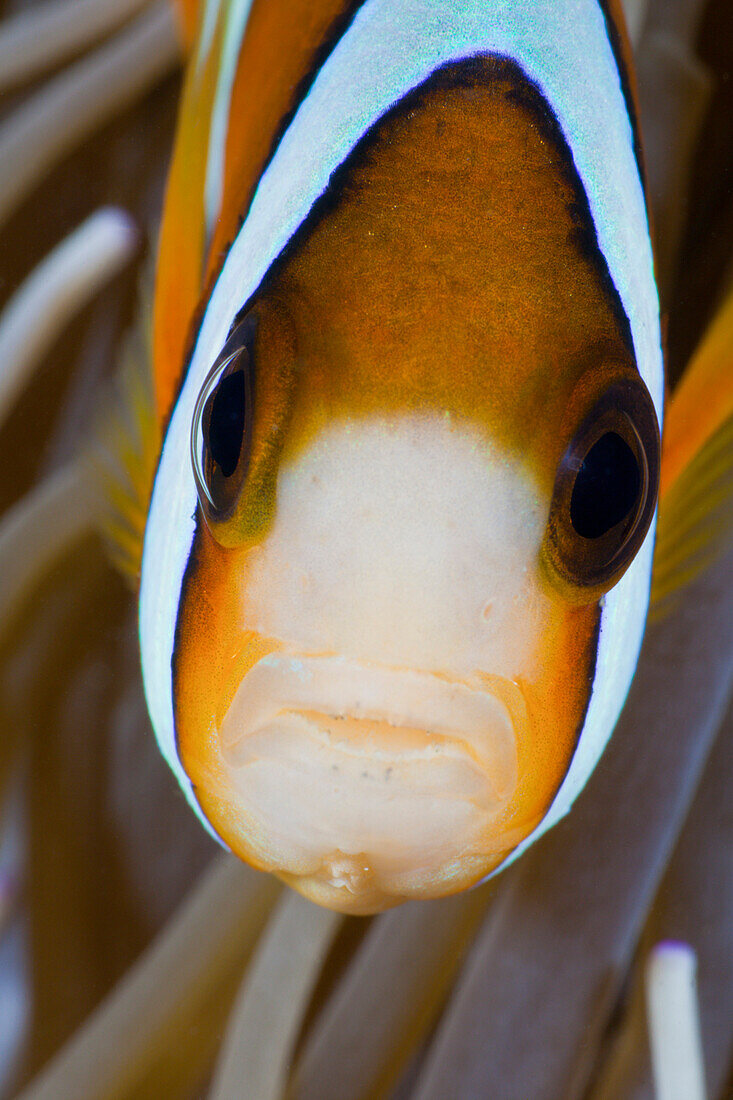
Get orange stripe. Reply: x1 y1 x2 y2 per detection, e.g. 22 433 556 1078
169 0 201 51
153 8 225 424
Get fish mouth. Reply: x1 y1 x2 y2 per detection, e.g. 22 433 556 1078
218 653 522 904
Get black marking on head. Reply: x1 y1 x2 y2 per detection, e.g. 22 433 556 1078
171 525 203 761
560 599 603 791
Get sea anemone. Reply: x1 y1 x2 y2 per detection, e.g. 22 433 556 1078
0 1 731 1098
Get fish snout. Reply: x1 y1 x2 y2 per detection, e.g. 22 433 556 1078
218 653 523 909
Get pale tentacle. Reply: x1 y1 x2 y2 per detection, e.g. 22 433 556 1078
587 693 733 1100
0 462 97 632
288 884 492 1100
15 856 281 1100
646 943 707 1100
409 531 733 1100
208 892 341 1100
0 2 179 230
0 208 137 433
0 0 155 93
635 0 712 298
621 0 650 46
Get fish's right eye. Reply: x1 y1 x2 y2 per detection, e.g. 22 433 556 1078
207 366 246 478
191 313 257 524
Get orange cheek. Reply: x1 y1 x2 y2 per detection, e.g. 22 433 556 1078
486 602 599 861
173 521 598 894
174 530 280 865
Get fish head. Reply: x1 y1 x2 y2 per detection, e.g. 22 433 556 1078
147 66 661 912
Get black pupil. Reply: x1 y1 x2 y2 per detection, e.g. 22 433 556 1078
208 369 245 477
570 431 641 539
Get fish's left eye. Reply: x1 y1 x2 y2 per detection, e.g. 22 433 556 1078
543 373 660 600
570 430 641 539
191 313 256 525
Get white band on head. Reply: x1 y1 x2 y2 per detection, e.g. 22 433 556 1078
140 0 663 841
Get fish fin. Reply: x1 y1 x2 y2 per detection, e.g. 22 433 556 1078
153 0 230 424
650 283 733 620
91 265 162 586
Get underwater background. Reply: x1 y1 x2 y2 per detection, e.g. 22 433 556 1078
0 0 731 1096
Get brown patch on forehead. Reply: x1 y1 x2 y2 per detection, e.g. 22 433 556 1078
254 56 633 489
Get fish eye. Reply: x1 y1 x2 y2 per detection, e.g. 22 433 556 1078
570 431 641 538
208 367 246 478
191 313 256 525
543 374 660 599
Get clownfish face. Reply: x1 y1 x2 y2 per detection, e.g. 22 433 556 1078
145 64 661 913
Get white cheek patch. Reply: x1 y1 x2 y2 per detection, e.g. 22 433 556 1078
245 415 551 682
219 414 557 897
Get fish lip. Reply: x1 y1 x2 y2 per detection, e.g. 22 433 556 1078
219 653 521 802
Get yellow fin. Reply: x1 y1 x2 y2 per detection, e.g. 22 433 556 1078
651 282 733 620
91 269 162 585
650 413 733 619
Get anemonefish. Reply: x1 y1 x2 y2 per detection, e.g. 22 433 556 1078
137 0 666 914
